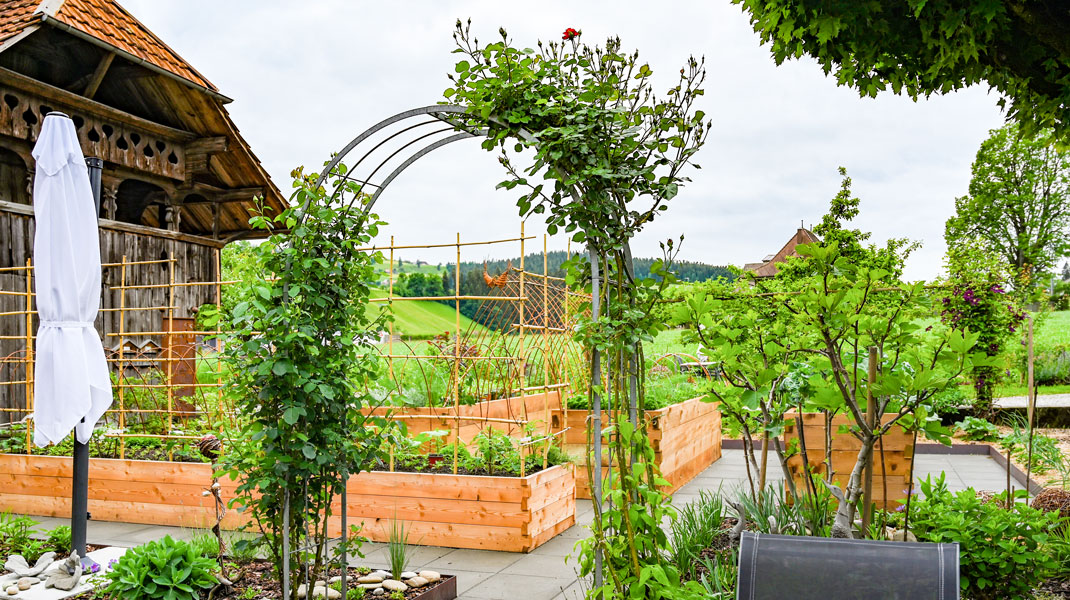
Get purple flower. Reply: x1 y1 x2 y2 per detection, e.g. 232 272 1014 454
990 285 1005 294
89 563 100 574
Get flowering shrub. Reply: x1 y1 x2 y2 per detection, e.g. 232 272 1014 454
941 240 1025 412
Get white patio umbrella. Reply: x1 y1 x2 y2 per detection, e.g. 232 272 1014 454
31 112 111 447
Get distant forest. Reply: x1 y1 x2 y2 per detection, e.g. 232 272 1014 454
388 251 732 329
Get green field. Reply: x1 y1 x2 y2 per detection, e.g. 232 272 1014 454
367 289 485 339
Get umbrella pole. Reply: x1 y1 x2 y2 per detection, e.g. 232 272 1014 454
69 156 104 565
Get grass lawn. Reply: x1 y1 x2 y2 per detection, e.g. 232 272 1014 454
367 289 486 339
1033 310 1069 348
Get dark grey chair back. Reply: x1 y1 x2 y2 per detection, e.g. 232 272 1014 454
736 532 959 600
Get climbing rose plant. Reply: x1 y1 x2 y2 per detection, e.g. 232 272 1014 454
447 21 710 599
218 167 392 597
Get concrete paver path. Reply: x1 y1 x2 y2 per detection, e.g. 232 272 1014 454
22 450 1023 600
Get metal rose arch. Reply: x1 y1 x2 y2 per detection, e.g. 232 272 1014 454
271 105 612 594
275 105 612 597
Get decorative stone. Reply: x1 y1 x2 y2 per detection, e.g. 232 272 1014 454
4 553 55 578
4 585 17 596
42 554 82 591
311 586 326 598
382 579 408 592
358 575 383 584
326 588 342 599
400 571 417 579
296 583 308 598
361 583 382 590
372 570 391 579
418 570 441 582
372 589 385 596
329 576 342 584
16 577 37 591
407 576 429 588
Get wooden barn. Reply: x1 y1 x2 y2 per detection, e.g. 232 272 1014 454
0 0 284 421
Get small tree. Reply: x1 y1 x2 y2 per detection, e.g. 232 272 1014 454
219 168 392 596
945 124 1070 289
681 240 988 536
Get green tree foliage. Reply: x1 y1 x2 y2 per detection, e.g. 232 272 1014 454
945 124 1070 286
679 242 985 535
776 167 918 282
733 0 1070 140
217 167 392 596
447 21 710 599
394 272 445 297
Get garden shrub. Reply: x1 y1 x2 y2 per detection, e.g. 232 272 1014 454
909 475 1061 600
104 535 217 600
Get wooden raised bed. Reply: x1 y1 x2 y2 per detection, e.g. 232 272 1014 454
0 454 575 553
365 390 563 445
783 413 914 509
552 396 722 499
336 463 575 552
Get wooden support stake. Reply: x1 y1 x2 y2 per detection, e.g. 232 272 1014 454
1025 314 1035 496
453 233 461 475
543 235 550 469
165 246 175 461
388 235 395 381
24 258 33 454
117 255 127 459
861 346 878 533
518 222 527 423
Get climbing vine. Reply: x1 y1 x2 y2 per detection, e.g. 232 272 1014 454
218 167 393 597
447 22 709 598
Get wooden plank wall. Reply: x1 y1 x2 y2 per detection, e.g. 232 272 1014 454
0 209 218 422
783 412 914 509
553 396 723 499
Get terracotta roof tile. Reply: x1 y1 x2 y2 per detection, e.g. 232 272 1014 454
52 0 216 90
0 0 215 90
0 0 43 47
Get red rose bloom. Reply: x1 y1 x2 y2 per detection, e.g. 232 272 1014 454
562 27 579 40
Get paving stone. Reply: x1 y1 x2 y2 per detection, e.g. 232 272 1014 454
424 549 523 573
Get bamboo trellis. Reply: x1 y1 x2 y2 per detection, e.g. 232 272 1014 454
0 227 586 476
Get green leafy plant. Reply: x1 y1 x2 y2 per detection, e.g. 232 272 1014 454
0 512 48 563
330 580 366 599
953 416 1001 442
104 535 218 600
909 475 1061 600
219 166 395 596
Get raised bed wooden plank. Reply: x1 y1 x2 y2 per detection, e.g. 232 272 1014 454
0 455 575 553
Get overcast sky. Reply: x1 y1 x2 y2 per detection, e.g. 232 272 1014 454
122 0 1008 280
